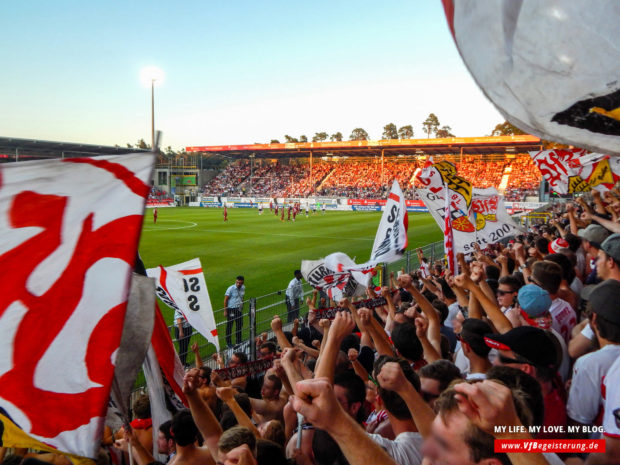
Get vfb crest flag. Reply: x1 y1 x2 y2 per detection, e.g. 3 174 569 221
0 154 154 459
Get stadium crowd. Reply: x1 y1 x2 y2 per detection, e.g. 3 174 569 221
5 188 611 465
201 156 542 200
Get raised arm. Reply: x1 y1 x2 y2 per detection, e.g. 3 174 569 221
271 315 293 350
183 368 222 457
454 274 512 334
216 386 261 438
314 310 355 383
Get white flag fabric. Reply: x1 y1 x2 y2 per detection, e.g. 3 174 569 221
529 149 620 194
0 153 154 459
420 186 523 255
147 258 220 351
369 180 409 264
301 255 367 302
443 0 620 156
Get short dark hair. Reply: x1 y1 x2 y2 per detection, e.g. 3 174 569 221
419 360 462 392
236 275 244 281
312 430 347 465
259 341 277 354
133 395 151 420
159 420 173 442
199 366 212 381
544 253 575 283
232 351 248 364
535 237 550 255
593 313 620 343
374 356 421 420
256 439 287 465
171 409 198 447
391 321 423 362
485 265 500 281
564 233 582 252
498 275 522 292
218 426 256 455
532 261 563 294
334 371 366 423
294 269 302 276
432 299 449 325
486 366 544 428
266 374 282 393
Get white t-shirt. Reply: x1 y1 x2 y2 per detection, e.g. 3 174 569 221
367 431 423 465
570 276 583 296
549 298 577 344
454 344 470 376
419 262 430 278
444 302 461 329
568 344 620 425
602 356 620 438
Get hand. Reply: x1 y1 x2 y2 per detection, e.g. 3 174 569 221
348 348 359 361
380 286 391 298
292 336 302 347
581 211 593 221
183 368 201 395
377 361 410 394
357 307 372 330
224 309 228 318
290 377 347 433
271 315 283 332
453 381 523 438
282 347 298 364
222 444 257 465
414 315 429 340
496 254 508 266
329 311 355 342
397 273 413 289
191 342 199 352
211 370 225 387
319 319 331 330
113 437 129 453
311 339 321 349
565 203 575 213
216 386 236 403
470 264 484 283
453 273 472 289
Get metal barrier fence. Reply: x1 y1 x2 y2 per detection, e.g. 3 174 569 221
133 240 444 389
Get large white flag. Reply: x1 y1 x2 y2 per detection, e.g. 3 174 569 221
420 186 523 255
0 153 154 459
369 180 409 264
443 0 620 156
301 255 367 303
147 258 220 351
529 149 620 194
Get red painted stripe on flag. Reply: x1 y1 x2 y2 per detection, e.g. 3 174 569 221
388 193 400 202
159 266 172 297
211 329 218 337
179 268 202 275
64 158 150 198
151 303 188 405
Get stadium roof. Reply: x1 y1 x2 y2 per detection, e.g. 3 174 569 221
0 136 149 161
186 135 542 159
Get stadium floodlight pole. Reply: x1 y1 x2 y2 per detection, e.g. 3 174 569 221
140 66 165 151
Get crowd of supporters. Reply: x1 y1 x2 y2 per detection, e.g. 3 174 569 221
201 156 542 200
148 186 173 202
10 189 605 465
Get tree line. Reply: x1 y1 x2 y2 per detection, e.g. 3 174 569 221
269 113 460 143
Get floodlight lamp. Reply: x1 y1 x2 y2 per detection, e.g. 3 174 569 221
140 66 165 87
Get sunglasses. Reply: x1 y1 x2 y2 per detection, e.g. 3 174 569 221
496 289 516 295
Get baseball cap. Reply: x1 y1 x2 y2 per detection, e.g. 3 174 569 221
589 279 620 325
601 233 620 262
460 319 492 357
578 224 610 248
484 326 557 367
517 284 552 317
548 238 569 254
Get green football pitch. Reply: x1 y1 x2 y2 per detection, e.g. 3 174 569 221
137 207 442 357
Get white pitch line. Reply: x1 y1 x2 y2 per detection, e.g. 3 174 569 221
143 220 198 231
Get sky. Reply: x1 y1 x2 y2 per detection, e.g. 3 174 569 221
1 1 504 150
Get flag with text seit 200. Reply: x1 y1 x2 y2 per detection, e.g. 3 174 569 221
147 258 220 352
0 153 154 460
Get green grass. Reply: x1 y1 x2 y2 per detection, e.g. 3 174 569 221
136 207 442 365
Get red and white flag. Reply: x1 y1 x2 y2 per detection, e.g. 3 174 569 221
529 148 620 194
147 258 220 351
444 185 457 274
0 153 154 459
369 180 409 264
